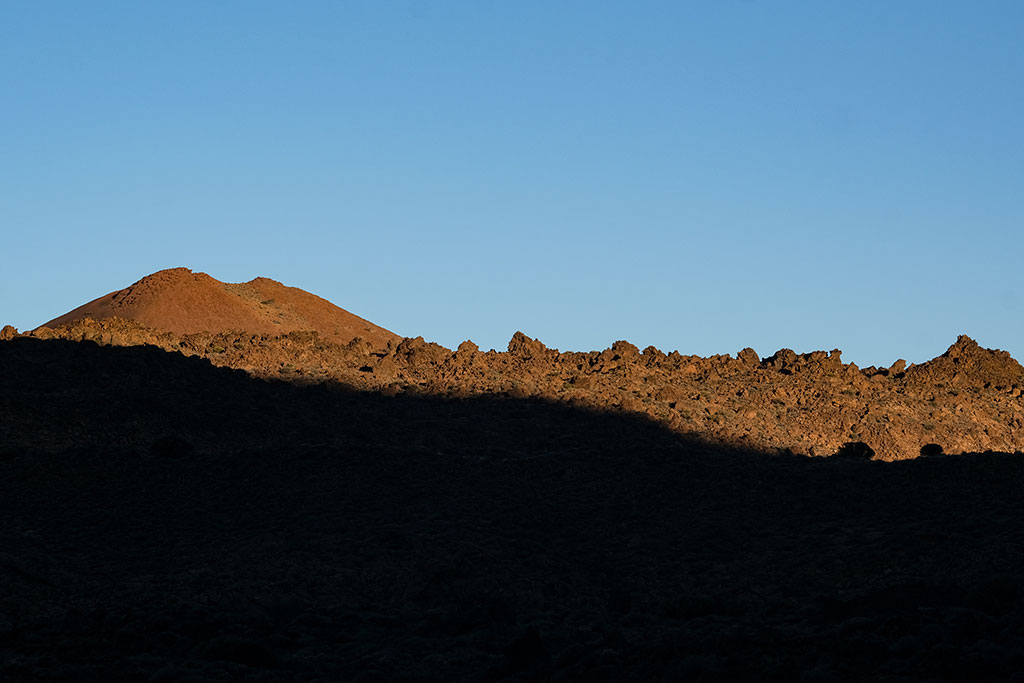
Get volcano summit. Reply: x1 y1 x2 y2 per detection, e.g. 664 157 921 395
42 267 399 348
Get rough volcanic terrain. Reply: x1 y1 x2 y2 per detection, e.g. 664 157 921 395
4 273 1024 680
42 268 399 348
17 315 1024 461
1 336 1024 681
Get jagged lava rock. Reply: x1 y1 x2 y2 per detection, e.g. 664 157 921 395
24 316 1024 462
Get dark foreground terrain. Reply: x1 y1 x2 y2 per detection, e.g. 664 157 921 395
2 338 1024 681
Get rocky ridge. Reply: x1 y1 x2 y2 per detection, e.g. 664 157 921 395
5 335 1024 681
14 318 1024 461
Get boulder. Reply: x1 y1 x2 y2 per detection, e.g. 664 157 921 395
457 340 479 354
737 347 760 365
508 332 548 360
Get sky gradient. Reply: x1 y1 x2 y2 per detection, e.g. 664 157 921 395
2 2 1022 366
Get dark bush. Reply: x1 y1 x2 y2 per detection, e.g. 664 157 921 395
835 441 875 459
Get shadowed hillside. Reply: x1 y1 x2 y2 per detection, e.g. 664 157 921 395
1 337 1023 681
16 316 1024 461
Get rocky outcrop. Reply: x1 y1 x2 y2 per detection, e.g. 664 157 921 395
10 318 1024 461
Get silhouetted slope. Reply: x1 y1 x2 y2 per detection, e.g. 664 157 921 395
1 337 1024 681
22 318 1024 460
41 267 399 347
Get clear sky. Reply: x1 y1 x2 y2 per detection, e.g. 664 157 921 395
2 2 1022 367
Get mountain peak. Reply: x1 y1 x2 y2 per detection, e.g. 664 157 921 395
42 268 398 347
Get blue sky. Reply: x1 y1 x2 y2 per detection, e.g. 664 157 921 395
2 2 1022 366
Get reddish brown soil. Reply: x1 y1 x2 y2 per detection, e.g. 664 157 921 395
21 316 1024 462
41 268 399 348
